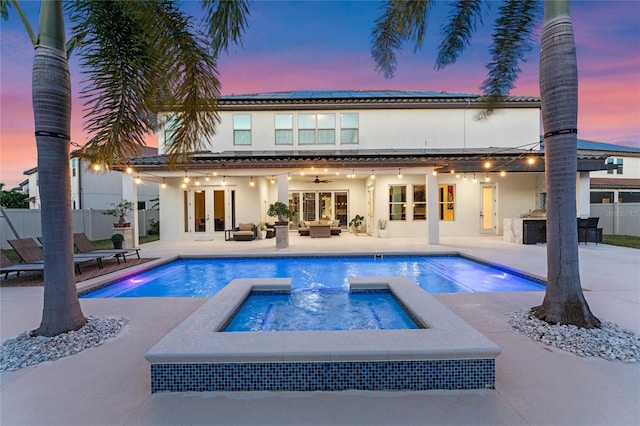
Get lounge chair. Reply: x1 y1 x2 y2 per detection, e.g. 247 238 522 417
8 238 104 274
233 223 257 241
73 233 140 263
1 251 44 279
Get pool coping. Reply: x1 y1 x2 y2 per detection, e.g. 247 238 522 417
145 276 501 364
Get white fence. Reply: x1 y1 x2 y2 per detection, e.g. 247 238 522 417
590 203 640 237
1 209 159 250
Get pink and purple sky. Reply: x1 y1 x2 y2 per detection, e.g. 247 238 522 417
1 0 639 189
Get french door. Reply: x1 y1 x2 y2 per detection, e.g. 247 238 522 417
184 188 232 237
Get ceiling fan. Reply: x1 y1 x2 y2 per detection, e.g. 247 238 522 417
310 176 331 184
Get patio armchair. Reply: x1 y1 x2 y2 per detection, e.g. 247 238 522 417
233 223 257 241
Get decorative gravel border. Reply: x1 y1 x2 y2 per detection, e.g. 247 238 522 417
508 311 639 363
1 316 128 371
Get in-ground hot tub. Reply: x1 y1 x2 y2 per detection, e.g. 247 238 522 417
145 276 501 392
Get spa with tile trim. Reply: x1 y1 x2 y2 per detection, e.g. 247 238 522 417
146 276 501 392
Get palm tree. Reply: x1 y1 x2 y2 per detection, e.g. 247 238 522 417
371 0 600 328
1 0 249 336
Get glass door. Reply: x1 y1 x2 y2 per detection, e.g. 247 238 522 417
480 184 496 233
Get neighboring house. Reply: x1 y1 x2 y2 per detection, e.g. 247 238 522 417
121 90 611 243
577 140 640 236
23 147 159 210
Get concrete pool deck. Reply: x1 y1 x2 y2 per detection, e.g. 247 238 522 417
1 234 639 425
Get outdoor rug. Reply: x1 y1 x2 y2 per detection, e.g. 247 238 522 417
0 257 157 287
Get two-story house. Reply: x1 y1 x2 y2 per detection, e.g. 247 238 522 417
124 90 610 243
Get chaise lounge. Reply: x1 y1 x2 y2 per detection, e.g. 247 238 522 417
8 238 105 274
0 251 44 279
73 233 141 263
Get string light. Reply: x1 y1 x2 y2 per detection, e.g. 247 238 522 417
485 174 490 182
528 156 535 165
92 164 101 171
183 174 189 183
181 182 186 189
161 178 167 188
336 168 340 175
270 176 275 184
249 177 255 187
398 168 403 179
463 173 468 181
222 176 226 186
432 170 437 176
126 164 133 174
370 170 375 179
195 177 200 186
287 173 291 181
484 161 491 169
472 174 477 183
500 171 506 177
135 175 142 184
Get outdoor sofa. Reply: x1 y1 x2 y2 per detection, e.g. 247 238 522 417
298 220 342 237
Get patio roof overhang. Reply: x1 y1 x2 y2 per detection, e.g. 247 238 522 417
119 149 612 178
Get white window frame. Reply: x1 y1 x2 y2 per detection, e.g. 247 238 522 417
233 114 252 146
340 113 359 144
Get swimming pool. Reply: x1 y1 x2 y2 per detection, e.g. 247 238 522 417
81 255 544 298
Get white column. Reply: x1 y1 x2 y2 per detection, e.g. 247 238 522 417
276 175 290 248
277 174 289 203
122 174 139 248
426 169 439 245
576 171 590 218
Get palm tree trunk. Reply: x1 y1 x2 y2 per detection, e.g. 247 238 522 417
33 0 86 336
532 0 599 328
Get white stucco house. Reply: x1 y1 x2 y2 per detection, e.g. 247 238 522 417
122 90 612 244
23 147 159 210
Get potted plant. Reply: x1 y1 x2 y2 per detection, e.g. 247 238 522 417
110 233 125 249
349 214 365 234
267 201 294 224
257 222 267 240
377 218 388 238
104 199 134 227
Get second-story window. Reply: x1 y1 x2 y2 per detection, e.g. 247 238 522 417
298 113 335 144
340 113 359 144
275 114 293 145
164 115 179 146
233 114 252 145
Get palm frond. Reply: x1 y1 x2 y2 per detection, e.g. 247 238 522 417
371 0 432 79
436 0 486 69
148 1 221 164
1 0 9 20
481 0 540 96
67 0 222 166
67 0 158 164
202 0 250 57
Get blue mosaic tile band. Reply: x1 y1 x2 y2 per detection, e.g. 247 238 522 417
150 359 495 393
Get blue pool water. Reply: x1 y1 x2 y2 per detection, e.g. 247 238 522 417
224 291 419 332
80 255 544 298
